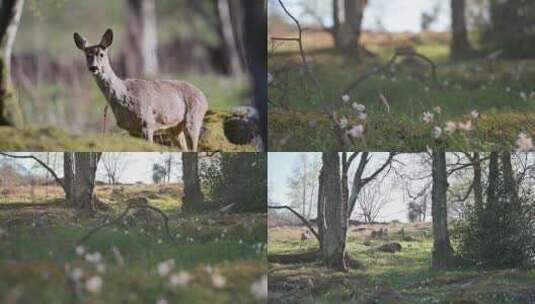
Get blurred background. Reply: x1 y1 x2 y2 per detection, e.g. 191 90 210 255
11 0 254 133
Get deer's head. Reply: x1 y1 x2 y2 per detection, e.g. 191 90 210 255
73 29 113 76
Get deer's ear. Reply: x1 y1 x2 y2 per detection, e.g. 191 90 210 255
74 33 87 50
100 29 113 49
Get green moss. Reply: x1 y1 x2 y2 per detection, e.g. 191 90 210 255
0 57 24 128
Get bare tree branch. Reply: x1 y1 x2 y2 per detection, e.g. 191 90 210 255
268 204 320 242
0 152 64 190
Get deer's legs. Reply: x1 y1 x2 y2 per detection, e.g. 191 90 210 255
141 126 154 143
184 120 202 152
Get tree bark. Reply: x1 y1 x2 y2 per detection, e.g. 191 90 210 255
501 152 519 207
123 0 159 77
318 152 348 271
217 0 244 76
63 152 75 202
336 0 366 56
431 151 455 270
472 152 483 212
241 0 267 149
487 152 499 209
450 0 472 59
0 0 24 127
181 152 204 212
72 153 101 213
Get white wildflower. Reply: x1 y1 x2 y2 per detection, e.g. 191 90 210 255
267 73 273 85
211 273 226 289
457 120 472 131
156 297 168 304
422 112 434 124
516 132 533 151
169 271 191 288
433 106 442 114
75 246 85 256
470 110 480 119
71 268 84 281
520 91 528 100
250 275 268 300
445 121 457 134
432 126 442 139
339 117 348 129
157 259 175 277
352 102 366 112
346 125 364 139
85 252 102 264
341 94 350 103
85 276 103 294
357 112 368 121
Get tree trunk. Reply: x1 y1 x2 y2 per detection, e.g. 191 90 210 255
123 0 159 77
487 152 499 209
472 152 483 212
0 0 24 127
450 0 472 59
318 152 348 271
241 0 267 149
181 152 204 212
431 151 455 270
73 153 101 213
217 0 243 76
336 0 366 56
63 152 75 202
332 0 340 48
500 152 519 207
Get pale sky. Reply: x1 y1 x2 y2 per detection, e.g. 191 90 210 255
268 153 431 222
1 152 182 184
269 0 451 33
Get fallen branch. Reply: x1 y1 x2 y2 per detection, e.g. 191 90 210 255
268 204 320 242
76 203 177 246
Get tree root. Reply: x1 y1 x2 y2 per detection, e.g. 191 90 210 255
269 250 365 270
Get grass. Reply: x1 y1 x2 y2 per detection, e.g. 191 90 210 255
268 29 535 151
0 110 257 151
0 185 267 303
268 223 535 303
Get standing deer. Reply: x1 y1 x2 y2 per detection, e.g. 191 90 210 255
74 29 208 151
300 230 311 248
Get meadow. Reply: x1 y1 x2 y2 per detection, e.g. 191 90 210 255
268 222 535 303
268 29 535 151
0 184 267 303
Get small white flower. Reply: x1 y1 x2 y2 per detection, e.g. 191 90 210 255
71 268 84 281
432 126 442 139
520 91 528 100
358 112 368 121
470 110 480 119
458 120 472 131
422 112 434 124
75 246 85 256
267 73 273 85
169 271 191 288
157 239 163 244
346 125 364 139
445 121 457 134
156 297 168 304
204 265 213 274
339 117 348 129
96 263 106 274
211 273 226 288
341 94 350 103
85 252 102 264
85 276 103 294
250 275 268 300
352 102 366 112
157 259 175 277
433 106 442 114
516 132 533 151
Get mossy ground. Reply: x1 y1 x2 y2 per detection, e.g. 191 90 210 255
0 185 267 303
268 223 535 303
268 30 535 151
0 110 256 151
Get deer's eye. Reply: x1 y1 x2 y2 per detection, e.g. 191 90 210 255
99 53 104 58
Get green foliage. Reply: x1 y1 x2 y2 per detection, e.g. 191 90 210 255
483 0 535 58
452 162 535 268
203 153 267 213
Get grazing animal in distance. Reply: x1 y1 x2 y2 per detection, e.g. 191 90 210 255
73 29 208 151
301 230 311 247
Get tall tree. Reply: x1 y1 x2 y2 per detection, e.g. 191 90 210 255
101 152 127 185
123 0 159 77
64 152 102 213
334 0 367 57
450 0 473 59
0 0 24 127
216 0 244 76
431 151 456 270
181 152 204 212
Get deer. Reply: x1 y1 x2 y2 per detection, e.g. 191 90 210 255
300 230 311 248
73 29 208 151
